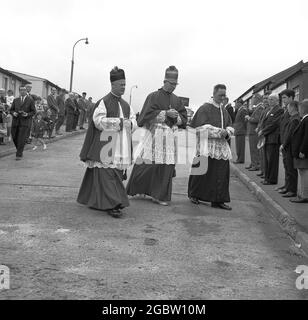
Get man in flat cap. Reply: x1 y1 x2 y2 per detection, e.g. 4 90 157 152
10 86 36 160
77 67 137 218
126 66 187 205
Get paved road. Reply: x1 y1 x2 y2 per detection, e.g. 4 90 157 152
0 134 308 299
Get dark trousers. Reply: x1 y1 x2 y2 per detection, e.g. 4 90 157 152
248 134 260 169
49 115 57 138
281 149 288 188
260 147 265 174
72 113 79 130
11 125 29 157
264 143 279 184
285 147 298 193
55 114 65 132
235 135 245 162
66 113 74 132
78 109 86 128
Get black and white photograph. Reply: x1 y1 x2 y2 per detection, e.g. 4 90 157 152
1 0 308 312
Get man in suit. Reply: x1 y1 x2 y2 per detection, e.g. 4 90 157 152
78 92 87 130
10 86 36 160
55 89 66 135
233 99 248 163
256 91 272 179
281 101 300 198
47 87 59 138
245 93 264 171
65 92 76 132
72 94 80 131
290 100 308 203
223 97 235 123
258 94 284 185
276 89 295 194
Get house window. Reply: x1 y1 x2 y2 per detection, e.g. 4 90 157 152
2 77 8 91
293 86 300 101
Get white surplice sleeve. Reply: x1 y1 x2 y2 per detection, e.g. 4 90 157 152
129 105 138 132
93 100 120 131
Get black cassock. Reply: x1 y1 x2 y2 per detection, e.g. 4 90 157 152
188 103 232 203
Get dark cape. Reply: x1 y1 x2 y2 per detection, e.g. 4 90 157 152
126 88 187 201
188 103 232 203
77 93 131 211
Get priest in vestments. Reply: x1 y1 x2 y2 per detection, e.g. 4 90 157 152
188 84 234 211
77 67 137 218
126 66 187 205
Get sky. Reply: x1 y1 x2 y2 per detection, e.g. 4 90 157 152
1 0 308 112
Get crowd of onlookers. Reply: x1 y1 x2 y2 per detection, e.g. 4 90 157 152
229 89 308 204
0 84 95 151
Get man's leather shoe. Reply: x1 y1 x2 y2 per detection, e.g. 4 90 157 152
282 192 297 198
16 156 22 161
248 167 259 171
190 197 200 204
211 203 232 210
256 172 264 176
262 181 276 185
233 160 244 164
275 185 285 191
107 209 123 218
290 198 308 203
278 188 288 194
245 165 252 169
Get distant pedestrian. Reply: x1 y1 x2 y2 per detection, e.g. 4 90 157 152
258 94 283 185
72 94 80 131
290 100 308 203
245 93 264 171
10 86 36 160
280 101 300 198
233 99 248 163
55 89 66 135
223 97 235 123
32 112 47 151
65 92 76 132
6 89 14 142
86 97 95 121
0 88 7 145
78 92 87 130
276 89 295 194
256 91 271 179
47 87 59 138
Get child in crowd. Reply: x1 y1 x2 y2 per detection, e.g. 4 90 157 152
32 111 47 151
0 103 8 144
42 103 53 139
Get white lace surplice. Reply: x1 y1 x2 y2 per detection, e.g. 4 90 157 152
133 111 182 165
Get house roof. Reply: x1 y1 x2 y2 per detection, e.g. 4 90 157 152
9 70 64 91
0 67 31 84
235 60 307 101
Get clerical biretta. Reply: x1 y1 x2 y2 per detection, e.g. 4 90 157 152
77 67 137 217
188 84 234 210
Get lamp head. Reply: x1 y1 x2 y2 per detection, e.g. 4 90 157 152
85 37 89 45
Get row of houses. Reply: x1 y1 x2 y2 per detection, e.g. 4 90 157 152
235 60 308 105
0 67 65 99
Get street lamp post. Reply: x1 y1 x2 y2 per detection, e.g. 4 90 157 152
69 37 89 92
129 85 138 106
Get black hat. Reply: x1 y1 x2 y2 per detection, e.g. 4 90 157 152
110 66 125 83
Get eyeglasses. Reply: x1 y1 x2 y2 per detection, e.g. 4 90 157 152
167 81 178 86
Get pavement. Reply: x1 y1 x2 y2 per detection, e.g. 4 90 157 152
0 126 87 159
1 132 308 299
230 137 308 255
